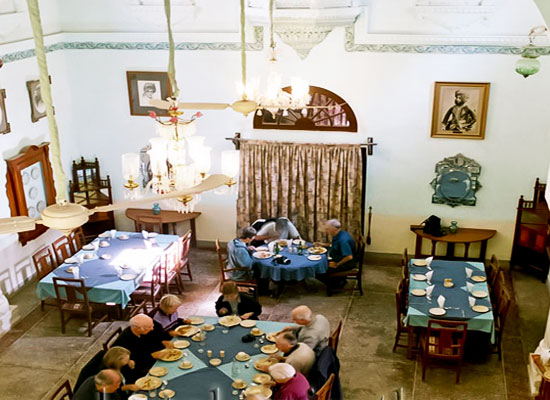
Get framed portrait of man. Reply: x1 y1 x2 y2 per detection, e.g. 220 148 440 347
0 89 10 134
126 71 172 116
431 82 490 140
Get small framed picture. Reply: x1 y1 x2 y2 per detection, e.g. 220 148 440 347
0 89 10 134
431 82 490 140
126 71 172 116
26 78 49 123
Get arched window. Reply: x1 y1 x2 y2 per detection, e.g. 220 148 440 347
252 86 357 132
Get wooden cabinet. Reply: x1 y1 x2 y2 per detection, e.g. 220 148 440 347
68 157 114 241
511 178 550 281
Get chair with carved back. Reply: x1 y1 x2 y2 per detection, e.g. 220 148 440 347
179 230 193 281
327 235 366 296
103 326 123 351
328 320 342 355
420 319 468 383
68 227 86 254
534 353 550 400
161 242 184 294
486 254 501 288
49 379 73 400
490 270 506 311
52 277 108 336
52 235 74 265
135 215 163 233
493 289 512 360
314 373 335 400
393 278 412 353
216 238 258 298
131 259 163 309
401 248 409 280
32 246 58 311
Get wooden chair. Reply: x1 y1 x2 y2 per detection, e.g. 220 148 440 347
533 353 550 400
327 235 366 296
493 289 512 360
135 215 163 233
49 379 72 400
314 373 335 400
420 319 467 383
179 230 193 281
52 235 74 265
102 326 123 351
486 254 501 288
216 238 258 298
32 246 58 311
52 277 108 336
162 242 184 294
328 320 342 354
68 227 86 253
490 270 506 311
131 260 163 308
393 278 411 353
401 248 409 280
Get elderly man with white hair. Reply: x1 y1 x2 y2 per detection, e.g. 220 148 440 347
282 305 330 356
112 314 169 382
269 362 310 400
72 369 122 400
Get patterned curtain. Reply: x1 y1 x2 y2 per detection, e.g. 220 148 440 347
237 140 363 242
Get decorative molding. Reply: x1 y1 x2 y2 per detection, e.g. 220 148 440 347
345 26 550 55
0 26 264 64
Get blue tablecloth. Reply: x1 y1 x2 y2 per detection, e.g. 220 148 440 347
36 231 178 308
140 317 289 399
253 245 328 282
404 259 495 342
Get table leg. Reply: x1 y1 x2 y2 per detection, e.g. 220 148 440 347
431 240 437 256
171 223 177 235
414 234 423 258
407 325 414 359
190 218 197 248
446 242 455 258
480 240 488 261
162 223 169 235
464 243 471 259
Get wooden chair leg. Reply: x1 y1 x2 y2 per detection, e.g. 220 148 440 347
87 313 93 337
59 309 66 334
40 300 45 312
392 329 400 352
421 356 427 381
358 275 364 295
456 361 462 384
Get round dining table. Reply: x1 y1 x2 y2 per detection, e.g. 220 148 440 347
252 243 328 282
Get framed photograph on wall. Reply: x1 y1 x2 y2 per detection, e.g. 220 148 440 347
0 89 10 134
126 71 172 116
26 78 50 123
431 82 490 140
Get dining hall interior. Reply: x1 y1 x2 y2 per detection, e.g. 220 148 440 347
1 0 550 399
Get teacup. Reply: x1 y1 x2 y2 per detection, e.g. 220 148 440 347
251 328 261 335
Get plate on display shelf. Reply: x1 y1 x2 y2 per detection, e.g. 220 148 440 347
429 307 446 316
253 251 273 259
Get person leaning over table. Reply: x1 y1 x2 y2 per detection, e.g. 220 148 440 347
254 217 301 243
112 314 171 383
227 226 257 281
151 294 191 337
265 331 315 377
269 362 310 400
72 369 122 400
215 281 262 320
316 218 356 287
281 305 330 357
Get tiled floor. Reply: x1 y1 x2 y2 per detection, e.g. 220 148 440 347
0 249 545 399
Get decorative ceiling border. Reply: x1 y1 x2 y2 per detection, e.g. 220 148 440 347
344 26 550 55
1 26 264 64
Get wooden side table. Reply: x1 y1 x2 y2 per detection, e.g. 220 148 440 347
410 224 496 261
125 208 201 247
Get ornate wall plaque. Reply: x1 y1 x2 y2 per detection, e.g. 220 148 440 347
430 153 481 207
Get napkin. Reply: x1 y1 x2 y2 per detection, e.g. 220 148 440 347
426 270 434 283
110 229 116 239
72 266 80 279
78 254 85 264
144 240 152 250
469 296 476 307
466 282 474 292
426 285 434 298
465 267 473 278
142 230 149 239
92 240 99 251
425 256 433 270
437 295 445 308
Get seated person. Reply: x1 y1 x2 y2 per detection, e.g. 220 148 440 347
270 331 315 377
319 219 355 273
72 369 121 400
215 281 262 320
112 314 169 382
150 294 191 336
254 217 301 243
282 305 330 356
74 349 106 393
228 226 257 281
268 363 310 400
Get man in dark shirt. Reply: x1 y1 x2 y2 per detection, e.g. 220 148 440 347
112 314 166 382
72 369 121 400
316 219 356 288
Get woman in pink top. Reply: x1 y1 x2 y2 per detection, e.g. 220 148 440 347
269 363 310 400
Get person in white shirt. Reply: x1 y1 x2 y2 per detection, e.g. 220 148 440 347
282 305 331 356
254 217 301 242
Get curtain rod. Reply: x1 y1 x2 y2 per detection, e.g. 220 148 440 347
225 134 377 155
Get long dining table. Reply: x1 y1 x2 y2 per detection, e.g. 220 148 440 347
36 231 179 308
136 316 288 400
403 259 495 358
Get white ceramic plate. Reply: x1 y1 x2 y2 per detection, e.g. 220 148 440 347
129 395 147 400
118 235 130 240
240 319 256 328
307 255 322 261
99 241 110 248
472 305 490 313
100 254 111 260
188 317 204 325
413 260 427 266
255 246 269 252
173 340 190 349
179 360 193 369
472 290 488 298
411 289 426 296
412 274 427 281
253 251 273 259
429 307 446 316
82 244 94 251
120 274 137 281
148 232 158 237
98 232 110 238
235 352 251 361
64 257 78 264
83 253 95 260
471 275 487 283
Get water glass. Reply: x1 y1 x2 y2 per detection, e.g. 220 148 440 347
222 328 229 334
149 389 157 398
